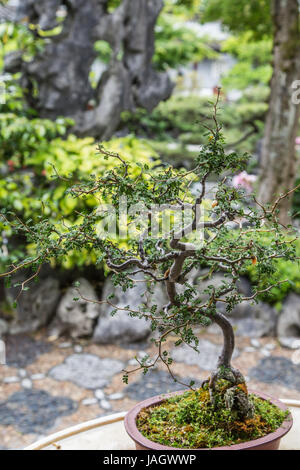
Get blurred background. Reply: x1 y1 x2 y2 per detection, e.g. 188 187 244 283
0 0 300 450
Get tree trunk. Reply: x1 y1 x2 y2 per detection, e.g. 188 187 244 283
258 0 300 226
7 0 173 139
213 311 235 369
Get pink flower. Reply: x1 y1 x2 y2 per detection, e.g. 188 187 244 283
295 137 300 145
232 171 257 194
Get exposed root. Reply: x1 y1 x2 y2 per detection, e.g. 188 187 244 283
202 365 254 419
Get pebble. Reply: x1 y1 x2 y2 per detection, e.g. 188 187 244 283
109 392 124 400
94 389 105 400
82 398 98 406
3 376 19 384
59 342 72 349
244 346 256 353
265 343 276 351
100 399 111 411
250 339 261 349
18 369 27 378
31 373 46 381
74 345 83 353
21 378 32 389
261 349 271 357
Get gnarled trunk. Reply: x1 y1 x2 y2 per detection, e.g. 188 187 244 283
258 0 300 226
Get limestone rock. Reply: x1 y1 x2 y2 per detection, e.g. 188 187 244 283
49 353 123 389
6 277 60 334
55 278 100 339
229 302 277 337
93 275 168 344
277 294 300 348
0 318 8 338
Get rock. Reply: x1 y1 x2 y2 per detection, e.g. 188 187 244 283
93 275 168 344
229 302 277 337
82 398 98 406
21 378 32 389
5 334 52 368
171 339 239 372
31 373 46 381
100 399 111 411
249 356 300 391
74 345 83 353
49 353 124 389
109 392 124 400
58 342 72 349
3 376 19 384
54 278 100 339
0 389 76 434
277 293 300 347
94 389 105 400
18 369 27 378
278 337 300 349
250 338 261 349
0 319 8 338
6 277 60 334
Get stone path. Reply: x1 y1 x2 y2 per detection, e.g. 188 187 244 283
0 331 300 449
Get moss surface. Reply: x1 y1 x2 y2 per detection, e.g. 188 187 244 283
136 381 288 449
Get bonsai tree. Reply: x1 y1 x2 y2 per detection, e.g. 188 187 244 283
0 91 298 421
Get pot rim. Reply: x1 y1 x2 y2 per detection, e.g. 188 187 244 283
124 388 293 450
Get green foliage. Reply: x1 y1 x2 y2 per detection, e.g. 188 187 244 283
154 10 216 71
121 94 265 161
0 22 44 67
137 385 288 448
201 0 272 39
221 33 272 91
0 90 158 269
246 236 300 307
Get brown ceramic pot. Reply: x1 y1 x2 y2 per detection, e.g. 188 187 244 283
124 389 293 450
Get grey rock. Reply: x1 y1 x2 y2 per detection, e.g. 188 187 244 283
0 389 76 434
5 334 52 368
58 342 72 349
0 318 8 337
100 399 111 411
249 356 300 391
49 353 124 389
82 398 98 406
31 373 46 381
21 378 32 389
94 389 105 400
74 345 83 353
18 369 27 378
109 392 124 400
278 337 300 349
93 275 168 344
250 338 261 348
171 340 239 372
3 376 19 384
229 302 277 337
6 277 60 334
55 278 100 339
277 293 300 347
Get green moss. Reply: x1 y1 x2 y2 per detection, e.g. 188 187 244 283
136 383 288 449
